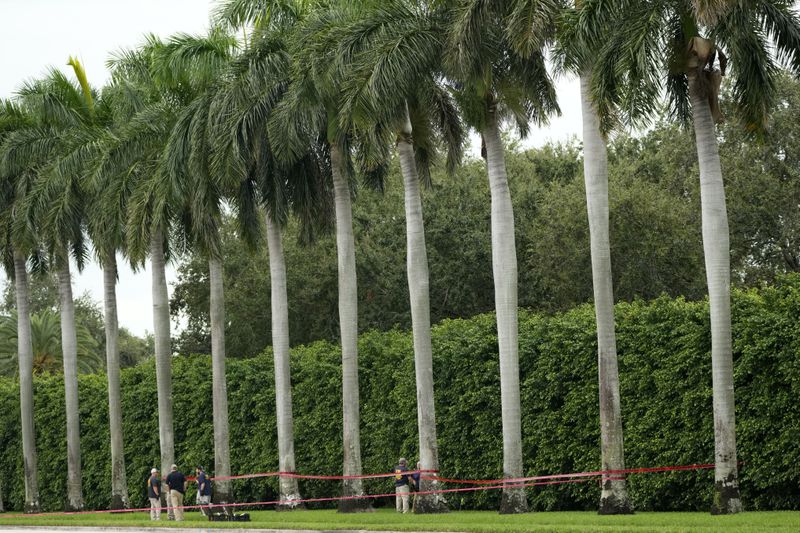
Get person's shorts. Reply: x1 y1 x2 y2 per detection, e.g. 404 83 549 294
197 494 211 504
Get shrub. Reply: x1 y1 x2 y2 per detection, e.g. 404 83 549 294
1 276 798 511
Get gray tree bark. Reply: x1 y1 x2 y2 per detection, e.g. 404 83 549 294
150 228 175 509
580 72 633 515
14 250 39 513
482 106 528 514
397 109 447 514
209 256 232 505
57 257 84 511
103 253 129 509
266 216 303 509
330 144 370 513
689 74 743 515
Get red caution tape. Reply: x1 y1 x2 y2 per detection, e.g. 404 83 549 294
422 463 716 485
5 462 719 518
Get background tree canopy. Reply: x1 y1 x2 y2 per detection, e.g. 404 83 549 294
0 273 154 373
170 75 800 358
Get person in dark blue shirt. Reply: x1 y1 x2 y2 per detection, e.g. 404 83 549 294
195 466 212 516
394 458 411 513
166 465 187 521
147 468 161 521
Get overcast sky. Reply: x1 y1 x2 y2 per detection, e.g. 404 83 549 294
0 0 582 338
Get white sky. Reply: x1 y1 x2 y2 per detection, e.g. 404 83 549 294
0 0 582 338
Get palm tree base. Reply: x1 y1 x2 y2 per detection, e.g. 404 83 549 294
24 501 40 514
413 488 449 514
598 482 634 515
212 492 233 507
711 475 743 515
337 498 374 513
64 501 84 513
109 493 129 510
275 494 306 511
498 486 528 514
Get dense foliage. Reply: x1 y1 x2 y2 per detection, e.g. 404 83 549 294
2 276 798 512
171 74 800 357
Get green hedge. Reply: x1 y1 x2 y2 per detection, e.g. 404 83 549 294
1 276 799 512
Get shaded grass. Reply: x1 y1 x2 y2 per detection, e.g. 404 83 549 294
0 509 799 532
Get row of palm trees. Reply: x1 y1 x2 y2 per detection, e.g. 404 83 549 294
1 0 798 516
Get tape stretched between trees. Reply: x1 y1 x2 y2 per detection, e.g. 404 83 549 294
6 462 719 518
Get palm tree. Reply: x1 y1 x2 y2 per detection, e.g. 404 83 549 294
0 310 101 375
552 1 633 514
99 30 239 510
101 40 181 505
61 65 136 509
3 67 99 511
216 0 365 510
157 28 241 506
211 4 353 503
0 98 40 513
263 1 377 510
583 0 800 514
336 1 467 511
444 0 559 513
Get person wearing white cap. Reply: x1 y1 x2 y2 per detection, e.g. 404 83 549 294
147 468 161 520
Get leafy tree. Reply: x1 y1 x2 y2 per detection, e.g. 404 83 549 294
719 73 800 282
118 328 153 369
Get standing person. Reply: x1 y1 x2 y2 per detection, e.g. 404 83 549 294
195 466 212 517
147 468 161 521
166 464 187 521
411 461 422 512
394 458 411 513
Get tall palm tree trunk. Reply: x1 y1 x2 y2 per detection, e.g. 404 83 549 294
482 105 527 514
580 72 633 515
266 216 303 509
57 257 84 511
150 228 175 509
688 74 742 515
208 256 232 504
206 255 233 504
330 144 369 513
14 250 39 513
103 252 129 509
397 111 447 514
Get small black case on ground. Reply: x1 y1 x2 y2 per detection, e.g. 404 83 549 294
207 511 250 522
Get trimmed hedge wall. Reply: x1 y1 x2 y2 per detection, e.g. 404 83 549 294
1 276 799 512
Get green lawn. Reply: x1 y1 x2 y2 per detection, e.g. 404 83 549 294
0 509 798 532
